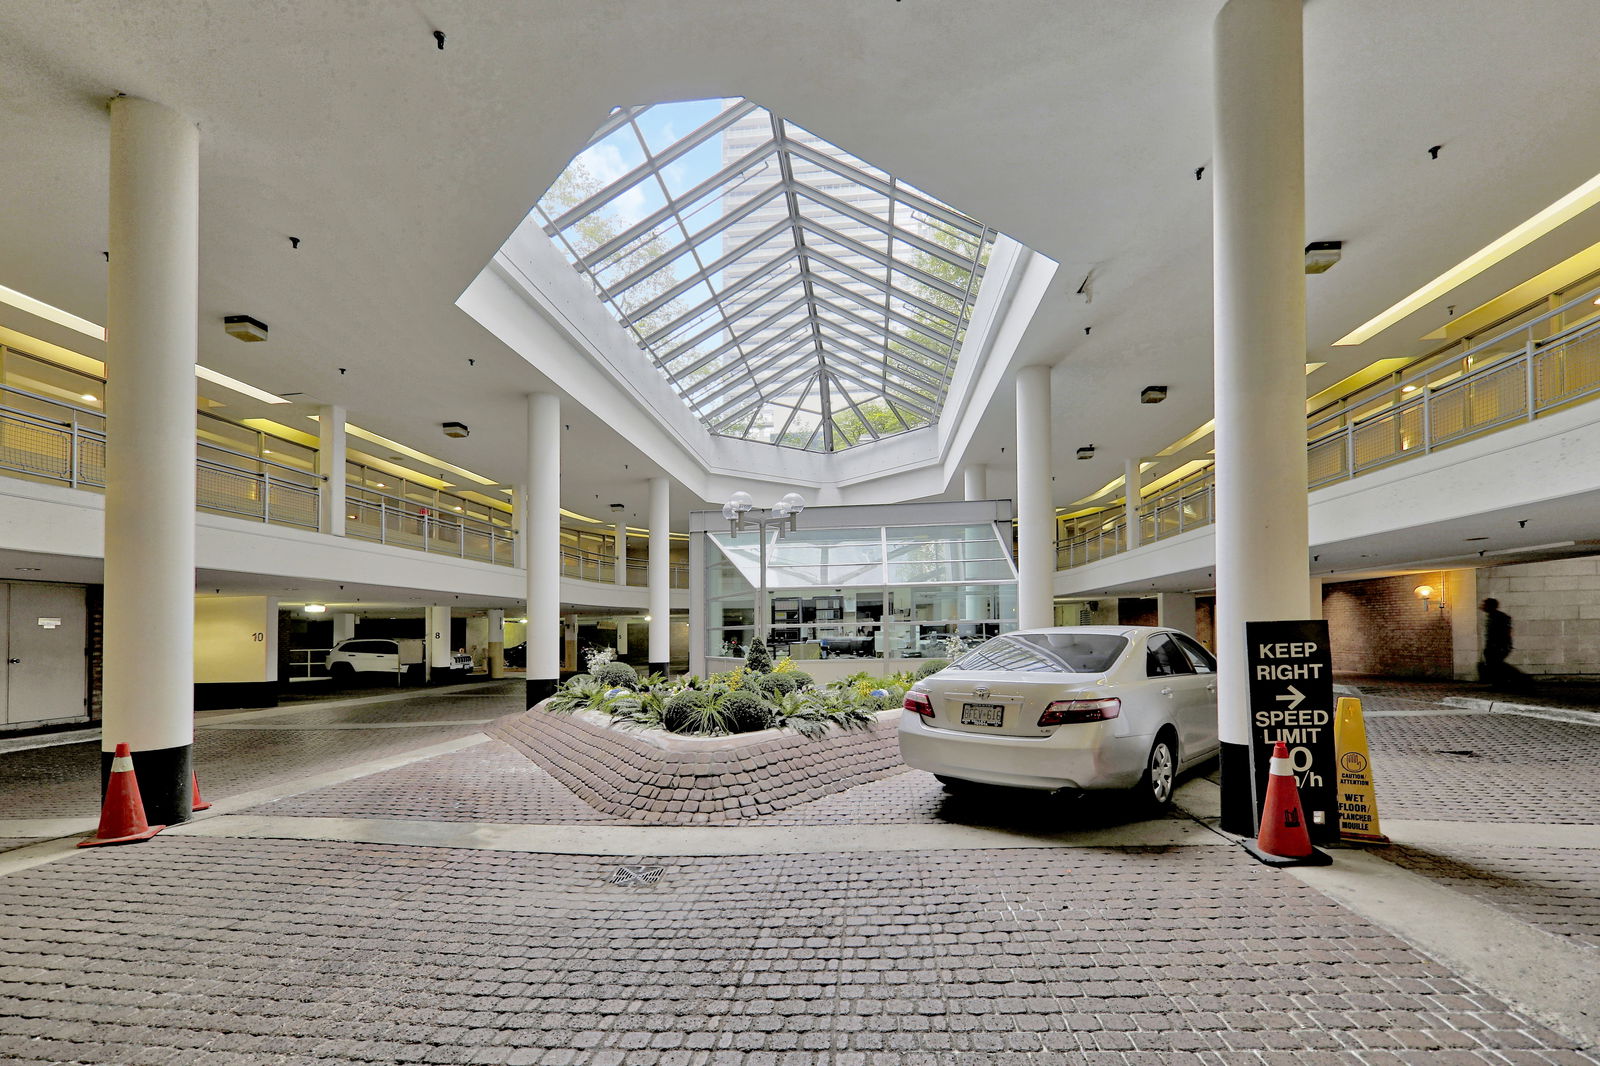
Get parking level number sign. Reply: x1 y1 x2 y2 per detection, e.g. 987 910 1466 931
1244 620 1337 844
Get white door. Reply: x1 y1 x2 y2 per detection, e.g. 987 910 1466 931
4 583 88 727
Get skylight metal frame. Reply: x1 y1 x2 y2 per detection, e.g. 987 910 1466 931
534 98 995 452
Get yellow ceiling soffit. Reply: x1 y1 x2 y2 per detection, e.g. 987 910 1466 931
1422 239 1600 341
1335 169 1600 346
309 417 498 487
0 325 105 377
1305 358 1412 412
239 419 321 449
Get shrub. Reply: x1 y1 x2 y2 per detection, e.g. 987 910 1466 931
744 637 773 674
787 670 815 690
592 661 638 688
758 672 801 697
914 659 949 679
661 689 711 734
718 689 775 733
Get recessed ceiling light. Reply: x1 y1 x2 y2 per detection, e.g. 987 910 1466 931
80 393 98 403
223 315 269 342
1076 445 1095 460
196 365 290 404
1464 536 1490 541
1141 385 1168 404
0 283 105 340
15 566 41 572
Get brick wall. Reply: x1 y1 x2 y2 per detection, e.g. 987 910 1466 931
1322 573 1453 678
1479 555 1600 676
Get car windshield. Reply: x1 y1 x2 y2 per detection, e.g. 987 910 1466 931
949 633 1127 674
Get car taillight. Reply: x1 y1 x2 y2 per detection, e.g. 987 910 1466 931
904 691 934 717
1038 698 1120 726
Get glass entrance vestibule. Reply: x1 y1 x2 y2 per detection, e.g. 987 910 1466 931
690 500 1019 679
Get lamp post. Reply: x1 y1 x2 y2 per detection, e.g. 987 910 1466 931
722 491 806 647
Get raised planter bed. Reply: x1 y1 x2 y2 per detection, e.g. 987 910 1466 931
487 702 905 824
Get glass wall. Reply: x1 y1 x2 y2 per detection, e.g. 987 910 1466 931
703 519 1018 661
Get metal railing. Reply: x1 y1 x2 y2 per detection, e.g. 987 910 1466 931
288 649 331 681
1055 282 1600 570
345 490 516 565
561 548 689 588
0 384 320 530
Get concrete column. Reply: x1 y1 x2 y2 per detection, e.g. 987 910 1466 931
1213 0 1309 834
1308 577 1325 620
526 393 561 705
1156 592 1198 635
486 608 505 679
317 404 346 537
101 96 199 825
613 520 628 586
1448 568 1480 680
1015 364 1054 629
331 612 356 644
425 605 451 682
963 464 988 501
614 616 629 656
511 484 527 569
648 475 671 675
193 596 279 710
1125 458 1142 550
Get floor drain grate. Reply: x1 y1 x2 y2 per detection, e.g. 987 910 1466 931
607 864 665 887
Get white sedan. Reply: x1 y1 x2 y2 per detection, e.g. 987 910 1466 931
898 626 1219 805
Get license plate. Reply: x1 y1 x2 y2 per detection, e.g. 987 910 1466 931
960 702 1005 727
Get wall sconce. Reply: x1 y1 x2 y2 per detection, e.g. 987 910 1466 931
1414 584 1443 611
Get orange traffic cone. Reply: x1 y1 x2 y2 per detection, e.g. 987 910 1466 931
190 771 212 812
78 743 166 848
1242 741 1331 867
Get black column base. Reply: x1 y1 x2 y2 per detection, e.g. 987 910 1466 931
526 678 558 708
101 743 193 826
648 661 669 677
1219 740 1256 836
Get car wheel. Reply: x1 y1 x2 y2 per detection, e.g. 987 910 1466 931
329 662 354 682
1140 734 1178 808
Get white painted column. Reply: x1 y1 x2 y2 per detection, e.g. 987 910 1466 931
101 96 200 824
1155 592 1198 635
331 612 356 644
648 475 671 674
1124 458 1142 550
317 404 346 537
511 484 528 570
615 616 629 656
614 520 628 585
526 393 561 705
963 464 988 501
425 605 452 683
486 608 505 679
1015 364 1054 629
1213 0 1309 834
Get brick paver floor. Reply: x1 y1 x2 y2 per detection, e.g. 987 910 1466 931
1362 714 1600 823
1383 844 1600 949
3 836 1596 1065
1343 675 1600 714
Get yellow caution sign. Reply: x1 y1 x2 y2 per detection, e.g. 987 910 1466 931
1334 696 1389 843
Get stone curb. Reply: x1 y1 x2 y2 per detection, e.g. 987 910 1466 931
1439 696 1599 727
487 702 907 824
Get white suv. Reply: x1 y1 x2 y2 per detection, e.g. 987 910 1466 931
326 638 405 679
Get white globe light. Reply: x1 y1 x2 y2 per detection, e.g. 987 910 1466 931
728 491 755 512
769 501 791 517
721 502 737 520
779 492 806 513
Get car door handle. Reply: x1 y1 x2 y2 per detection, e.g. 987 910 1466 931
1206 683 1216 693
1160 686 1174 697
6 658 19 664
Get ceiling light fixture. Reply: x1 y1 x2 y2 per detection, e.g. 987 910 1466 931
1076 445 1095 460
1141 386 1168 404
1304 241 1343 274
303 603 328 614
0 283 105 340
442 421 470 439
223 315 269 342
196 365 290 404
1336 168 1600 346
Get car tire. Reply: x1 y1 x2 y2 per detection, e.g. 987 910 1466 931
1139 734 1178 809
329 662 354 682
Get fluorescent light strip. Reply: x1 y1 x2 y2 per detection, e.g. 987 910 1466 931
0 284 105 340
195 365 290 404
1336 170 1600 346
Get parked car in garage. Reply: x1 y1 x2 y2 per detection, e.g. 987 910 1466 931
503 642 526 668
326 638 417 680
898 626 1219 806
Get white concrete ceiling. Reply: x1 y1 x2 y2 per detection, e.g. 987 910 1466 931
3 0 1599 527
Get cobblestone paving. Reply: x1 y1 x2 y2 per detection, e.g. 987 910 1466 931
0 723 490 819
1364 714 1600 824
2 837 1596 1065
0 838 45 854
1344 676 1600 713
247 740 613 823
1382 844 1600 950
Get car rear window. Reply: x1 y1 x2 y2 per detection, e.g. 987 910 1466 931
950 633 1127 674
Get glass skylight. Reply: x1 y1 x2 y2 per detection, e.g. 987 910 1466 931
533 98 995 452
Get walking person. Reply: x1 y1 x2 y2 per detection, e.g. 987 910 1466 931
1480 598 1519 691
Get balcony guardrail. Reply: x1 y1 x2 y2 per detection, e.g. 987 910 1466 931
561 548 689 589
1056 281 1600 570
346 490 516 566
